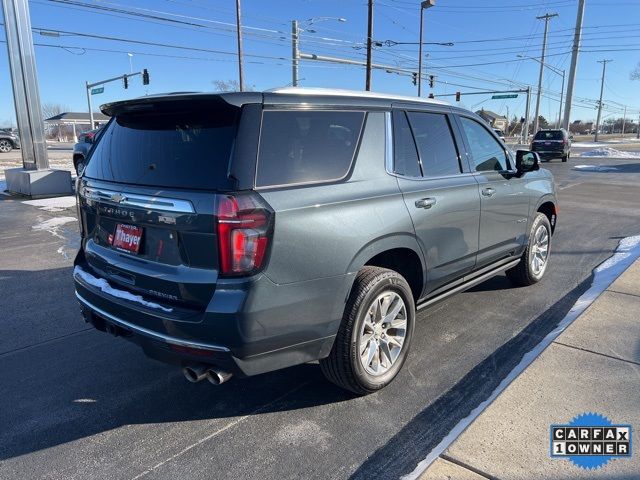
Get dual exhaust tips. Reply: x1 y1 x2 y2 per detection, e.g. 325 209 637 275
182 364 233 385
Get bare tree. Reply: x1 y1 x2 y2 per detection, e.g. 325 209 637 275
42 102 70 141
631 63 640 80
212 79 254 92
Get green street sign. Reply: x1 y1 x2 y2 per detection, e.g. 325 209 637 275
491 94 518 99
91 87 104 95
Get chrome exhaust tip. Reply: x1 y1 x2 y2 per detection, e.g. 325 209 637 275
182 364 208 383
206 368 233 385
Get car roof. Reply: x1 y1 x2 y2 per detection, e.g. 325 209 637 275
101 87 453 116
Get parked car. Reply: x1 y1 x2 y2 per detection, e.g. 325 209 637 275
0 129 20 153
493 128 506 142
73 127 102 174
73 88 558 394
531 129 571 162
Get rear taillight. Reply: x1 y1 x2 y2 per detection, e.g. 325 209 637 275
216 193 273 276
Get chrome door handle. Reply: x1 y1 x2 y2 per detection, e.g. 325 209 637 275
415 197 437 209
481 187 496 197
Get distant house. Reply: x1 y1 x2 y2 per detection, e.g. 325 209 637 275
475 109 508 132
44 112 110 142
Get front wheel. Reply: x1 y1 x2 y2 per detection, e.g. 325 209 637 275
0 139 12 153
320 266 415 395
506 213 552 287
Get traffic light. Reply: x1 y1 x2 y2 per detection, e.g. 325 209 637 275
142 68 150 85
455 91 461 102
411 72 417 86
123 75 128 89
429 75 435 88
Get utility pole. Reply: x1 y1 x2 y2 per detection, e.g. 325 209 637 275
417 0 435 97
563 0 585 131
594 59 612 143
533 13 558 135
235 0 245 91
524 85 531 143
621 106 627 137
291 20 299 87
365 0 373 91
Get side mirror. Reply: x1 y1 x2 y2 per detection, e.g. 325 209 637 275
516 150 539 175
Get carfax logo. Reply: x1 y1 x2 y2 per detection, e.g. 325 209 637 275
550 412 632 470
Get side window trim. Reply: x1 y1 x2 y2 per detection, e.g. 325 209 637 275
456 114 510 173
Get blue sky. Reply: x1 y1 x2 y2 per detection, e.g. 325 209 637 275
1 0 639 127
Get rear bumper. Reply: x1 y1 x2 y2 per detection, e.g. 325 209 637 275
532 149 568 159
74 261 351 376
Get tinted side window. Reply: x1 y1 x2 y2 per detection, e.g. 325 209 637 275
392 111 421 177
459 117 508 172
407 112 460 177
256 110 364 187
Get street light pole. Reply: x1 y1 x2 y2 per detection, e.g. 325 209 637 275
558 69 565 127
594 59 612 143
417 0 435 97
533 13 558 134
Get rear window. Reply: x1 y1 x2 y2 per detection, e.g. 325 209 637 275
84 101 239 189
534 130 563 140
256 110 365 187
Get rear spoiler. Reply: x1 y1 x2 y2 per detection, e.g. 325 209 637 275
101 92 263 116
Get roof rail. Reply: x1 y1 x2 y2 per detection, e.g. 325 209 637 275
266 86 448 105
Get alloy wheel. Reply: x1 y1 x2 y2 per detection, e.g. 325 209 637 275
358 291 407 376
530 224 550 275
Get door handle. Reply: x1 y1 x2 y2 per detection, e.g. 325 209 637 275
415 197 437 209
481 187 496 197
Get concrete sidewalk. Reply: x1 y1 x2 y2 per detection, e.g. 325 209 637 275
421 260 640 480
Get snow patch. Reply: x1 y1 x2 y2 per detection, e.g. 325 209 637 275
573 164 619 172
32 216 76 235
74 265 173 313
579 147 640 158
23 196 77 212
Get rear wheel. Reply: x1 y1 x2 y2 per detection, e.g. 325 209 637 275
0 139 12 153
320 266 415 395
74 156 85 175
506 213 552 286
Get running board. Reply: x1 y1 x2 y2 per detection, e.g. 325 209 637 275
417 258 521 311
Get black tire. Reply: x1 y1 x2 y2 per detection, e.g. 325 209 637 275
320 266 415 395
562 154 568 162
506 213 552 287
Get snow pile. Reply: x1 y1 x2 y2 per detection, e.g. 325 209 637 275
573 165 620 172
579 147 640 158
74 265 173 312
23 196 77 212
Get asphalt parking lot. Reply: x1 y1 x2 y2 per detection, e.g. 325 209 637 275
1 152 639 479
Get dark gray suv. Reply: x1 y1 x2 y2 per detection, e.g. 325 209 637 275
73 88 557 394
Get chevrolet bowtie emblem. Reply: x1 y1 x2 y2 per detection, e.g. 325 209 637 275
110 193 126 203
